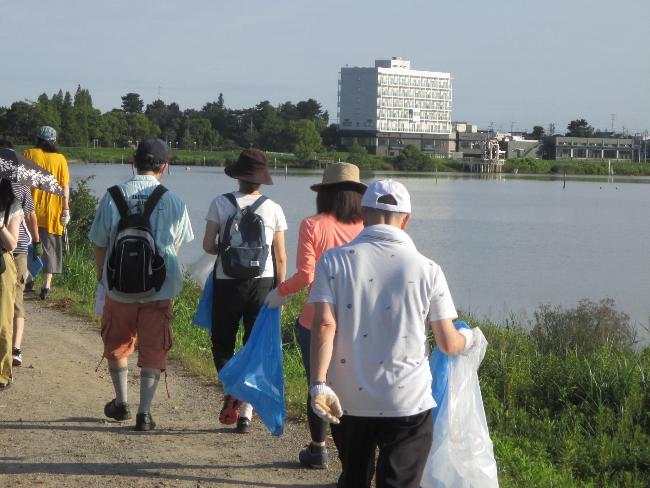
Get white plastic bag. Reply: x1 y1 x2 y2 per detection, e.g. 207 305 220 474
95 282 106 316
186 253 216 290
421 328 499 488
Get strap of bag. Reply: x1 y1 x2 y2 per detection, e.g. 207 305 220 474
247 195 268 214
107 186 130 218
223 192 239 210
142 185 168 221
1 206 9 253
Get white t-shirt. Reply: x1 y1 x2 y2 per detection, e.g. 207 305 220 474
1 200 24 251
205 191 287 279
308 224 458 417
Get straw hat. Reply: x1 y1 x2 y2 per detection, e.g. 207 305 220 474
310 162 367 193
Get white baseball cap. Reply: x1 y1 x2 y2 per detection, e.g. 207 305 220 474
361 179 411 214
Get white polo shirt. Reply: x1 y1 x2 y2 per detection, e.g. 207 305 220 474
308 224 457 417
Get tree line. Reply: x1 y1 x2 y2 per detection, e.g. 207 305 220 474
0 86 334 159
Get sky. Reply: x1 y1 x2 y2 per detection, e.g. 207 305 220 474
2 0 648 134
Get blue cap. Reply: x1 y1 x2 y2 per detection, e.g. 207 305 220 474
37 126 57 142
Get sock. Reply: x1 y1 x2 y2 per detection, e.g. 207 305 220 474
138 367 161 414
109 367 128 406
239 402 253 420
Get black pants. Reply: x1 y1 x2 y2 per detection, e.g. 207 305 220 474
211 277 274 372
331 410 433 488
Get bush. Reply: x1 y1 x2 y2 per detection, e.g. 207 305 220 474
531 298 636 356
68 176 99 251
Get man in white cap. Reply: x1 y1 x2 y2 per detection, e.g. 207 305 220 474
307 179 474 488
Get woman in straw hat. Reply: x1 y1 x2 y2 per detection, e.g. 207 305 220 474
264 162 366 469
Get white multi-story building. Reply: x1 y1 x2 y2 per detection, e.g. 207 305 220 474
338 58 453 155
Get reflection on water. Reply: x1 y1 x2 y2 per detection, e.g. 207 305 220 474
70 163 650 341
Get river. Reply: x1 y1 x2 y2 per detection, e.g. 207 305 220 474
70 163 650 341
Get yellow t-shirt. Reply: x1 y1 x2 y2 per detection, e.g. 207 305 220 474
23 147 70 235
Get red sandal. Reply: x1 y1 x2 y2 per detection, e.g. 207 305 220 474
219 394 242 425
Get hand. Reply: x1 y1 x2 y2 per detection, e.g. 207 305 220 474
310 383 343 424
458 328 475 354
32 241 43 259
61 209 70 226
264 288 287 309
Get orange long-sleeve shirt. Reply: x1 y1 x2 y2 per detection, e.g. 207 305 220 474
278 213 363 329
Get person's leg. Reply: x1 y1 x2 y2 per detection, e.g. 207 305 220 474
12 253 28 365
211 279 247 372
0 254 17 387
331 416 377 488
375 410 433 488
39 229 62 298
101 296 137 419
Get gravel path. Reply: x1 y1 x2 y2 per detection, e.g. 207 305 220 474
0 297 339 487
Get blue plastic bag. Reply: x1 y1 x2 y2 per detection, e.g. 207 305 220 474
192 272 214 331
219 305 285 436
27 244 44 278
430 321 470 421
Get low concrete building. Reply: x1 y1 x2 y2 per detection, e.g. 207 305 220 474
543 136 638 161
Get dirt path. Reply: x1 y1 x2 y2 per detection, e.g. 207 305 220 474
0 297 339 487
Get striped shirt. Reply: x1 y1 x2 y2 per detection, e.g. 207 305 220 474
11 182 35 254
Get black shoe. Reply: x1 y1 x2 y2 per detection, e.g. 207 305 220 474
24 281 35 293
39 288 50 300
235 416 251 434
0 382 11 392
135 412 156 431
299 443 329 469
104 399 132 421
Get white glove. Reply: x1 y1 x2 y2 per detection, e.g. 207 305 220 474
61 209 70 225
264 288 287 309
310 383 343 424
458 328 475 354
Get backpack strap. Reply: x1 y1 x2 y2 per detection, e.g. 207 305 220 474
107 186 130 218
223 192 239 210
143 185 168 221
247 195 268 213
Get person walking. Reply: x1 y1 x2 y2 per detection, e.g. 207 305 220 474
264 162 366 468
23 126 69 300
0 141 42 368
202 148 287 434
88 138 194 431
308 179 475 488
0 178 24 390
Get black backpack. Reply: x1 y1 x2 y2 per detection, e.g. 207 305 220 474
106 185 167 297
218 193 269 279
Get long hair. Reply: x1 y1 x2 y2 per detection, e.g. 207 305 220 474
0 179 16 214
36 138 59 153
316 185 363 223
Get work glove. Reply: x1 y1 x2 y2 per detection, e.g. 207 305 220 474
310 383 343 424
32 241 43 259
458 328 476 354
264 288 287 309
60 209 70 226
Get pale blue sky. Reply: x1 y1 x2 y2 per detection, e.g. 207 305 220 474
2 0 648 134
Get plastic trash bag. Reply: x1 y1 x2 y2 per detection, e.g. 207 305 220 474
421 324 499 488
219 305 285 436
186 252 216 289
27 244 44 278
192 270 214 331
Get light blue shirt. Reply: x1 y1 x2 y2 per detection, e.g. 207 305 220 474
88 175 194 303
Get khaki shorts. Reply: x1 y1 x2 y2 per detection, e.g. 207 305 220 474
12 253 28 319
100 295 173 370
39 227 63 274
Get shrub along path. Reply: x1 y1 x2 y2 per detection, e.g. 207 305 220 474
0 298 339 487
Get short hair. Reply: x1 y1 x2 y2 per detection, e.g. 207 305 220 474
238 180 262 195
36 138 59 153
134 156 166 174
316 186 363 223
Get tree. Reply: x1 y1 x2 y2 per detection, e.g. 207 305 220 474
395 145 435 171
531 126 545 138
288 119 322 159
121 93 144 113
566 119 594 138
348 141 368 165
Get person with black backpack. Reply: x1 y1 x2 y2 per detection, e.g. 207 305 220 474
202 148 287 434
88 139 194 431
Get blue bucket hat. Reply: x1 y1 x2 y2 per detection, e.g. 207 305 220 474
37 126 57 142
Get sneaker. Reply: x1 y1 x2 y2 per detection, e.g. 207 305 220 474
39 288 50 300
299 443 329 469
219 394 242 425
235 416 251 434
104 399 132 421
12 348 22 367
0 382 11 392
134 412 156 431
24 281 35 293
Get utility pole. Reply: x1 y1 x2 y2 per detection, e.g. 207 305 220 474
611 114 615 133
